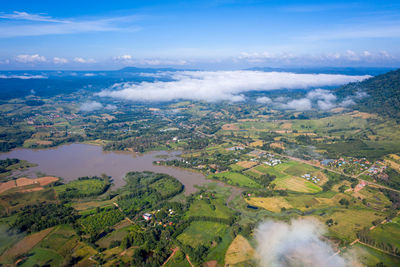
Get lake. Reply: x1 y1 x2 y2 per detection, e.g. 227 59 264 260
0 143 211 195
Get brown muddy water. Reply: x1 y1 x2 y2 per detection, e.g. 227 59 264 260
0 143 213 195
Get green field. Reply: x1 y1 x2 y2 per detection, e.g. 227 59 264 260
368 216 400 251
210 172 261 188
178 221 228 248
252 161 322 193
319 208 386 241
55 178 109 199
349 243 400 266
186 197 233 220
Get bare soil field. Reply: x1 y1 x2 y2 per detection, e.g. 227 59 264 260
0 177 58 194
222 123 239 130
237 161 258 169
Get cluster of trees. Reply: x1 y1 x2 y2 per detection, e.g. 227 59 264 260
257 173 276 187
0 158 20 173
78 207 125 240
11 204 77 233
117 172 183 217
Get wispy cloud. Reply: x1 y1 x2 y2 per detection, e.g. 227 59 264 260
74 57 96 64
0 11 141 38
79 101 103 112
15 54 46 63
0 74 47 79
98 70 369 102
113 54 188 66
238 50 396 64
0 11 66 23
53 57 68 64
256 219 348 266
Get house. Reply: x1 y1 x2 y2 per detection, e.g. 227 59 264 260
143 213 152 221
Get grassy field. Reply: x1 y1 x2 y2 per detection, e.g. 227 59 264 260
0 227 54 264
368 216 400 251
164 249 191 267
0 188 57 215
210 172 261 188
246 197 292 212
251 161 322 193
186 197 233 220
55 178 109 199
177 221 228 248
96 225 137 249
0 222 24 256
318 208 386 241
348 243 400 266
224 235 255 266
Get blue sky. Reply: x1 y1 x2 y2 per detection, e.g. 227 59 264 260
1 0 400 70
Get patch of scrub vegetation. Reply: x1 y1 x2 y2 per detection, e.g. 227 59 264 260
55 175 111 199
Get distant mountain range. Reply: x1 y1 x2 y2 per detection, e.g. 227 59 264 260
335 68 400 119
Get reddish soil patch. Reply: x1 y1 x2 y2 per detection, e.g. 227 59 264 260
0 180 16 194
203 260 218 267
222 124 239 130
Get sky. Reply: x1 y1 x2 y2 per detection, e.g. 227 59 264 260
1 0 400 70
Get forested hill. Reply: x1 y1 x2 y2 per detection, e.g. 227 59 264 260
335 68 400 119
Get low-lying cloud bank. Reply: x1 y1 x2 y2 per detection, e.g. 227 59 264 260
97 71 369 102
79 101 116 112
255 219 349 267
256 88 367 111
0 74 47 79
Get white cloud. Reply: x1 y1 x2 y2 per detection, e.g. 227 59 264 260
53 57 68 64
256 96 272 104
15 54 46 63
256 219 348 267
83 73 96 77
98 70 369 102
79 101 103 112
74 57 96 64
280 98 312 111
105 104 117 110
0 74 47 79
0 59 10 64
113 55 188 66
